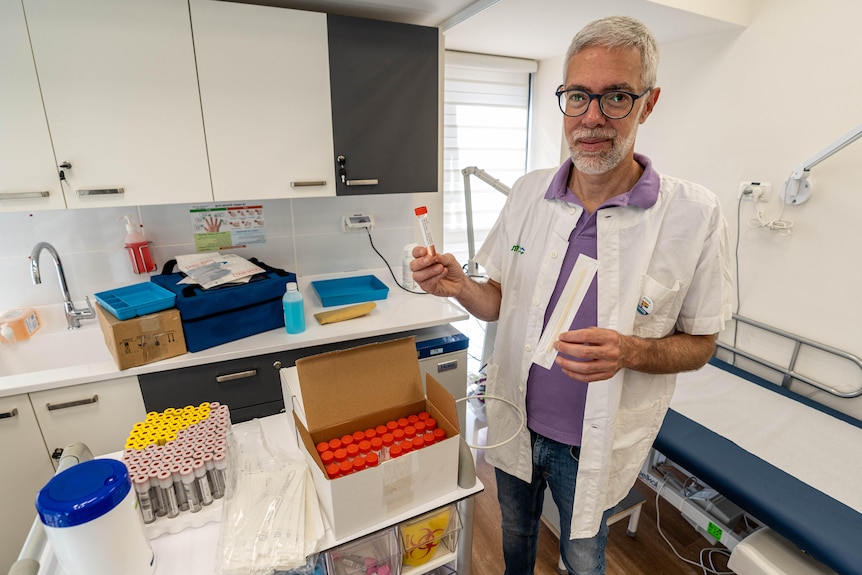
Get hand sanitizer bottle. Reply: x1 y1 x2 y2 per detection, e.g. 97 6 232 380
282 282 306 334
122 215 156 274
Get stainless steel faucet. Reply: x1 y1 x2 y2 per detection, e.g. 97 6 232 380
30 242 96 329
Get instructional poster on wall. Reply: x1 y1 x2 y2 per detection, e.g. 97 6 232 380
190 203 267 252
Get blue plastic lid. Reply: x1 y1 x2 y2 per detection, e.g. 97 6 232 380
414 325 469 359
36 459 131 528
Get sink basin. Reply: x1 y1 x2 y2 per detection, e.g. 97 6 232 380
0 324 113 378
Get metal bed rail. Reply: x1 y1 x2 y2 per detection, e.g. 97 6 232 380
717 314 862 398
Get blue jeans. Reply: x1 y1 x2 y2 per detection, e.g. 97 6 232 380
495 432 613 575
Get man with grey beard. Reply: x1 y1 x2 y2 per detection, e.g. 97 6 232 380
411 15 732 575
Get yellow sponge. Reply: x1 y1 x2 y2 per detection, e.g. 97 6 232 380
313 302 376 325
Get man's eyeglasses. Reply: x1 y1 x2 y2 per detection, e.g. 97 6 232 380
555 87 651 120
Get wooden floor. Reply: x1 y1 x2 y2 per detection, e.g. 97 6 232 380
467 445 733 575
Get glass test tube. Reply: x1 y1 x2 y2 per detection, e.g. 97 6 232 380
414 206 436 256
157 469 180 518
193 459 214 506
180 465 202 513
134 473 156 524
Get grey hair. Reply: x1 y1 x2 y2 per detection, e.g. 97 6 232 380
563 15 659 89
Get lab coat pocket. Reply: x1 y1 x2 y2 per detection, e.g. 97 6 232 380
608 399 663 496
632 274 682 339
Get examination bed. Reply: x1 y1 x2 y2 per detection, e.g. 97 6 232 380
648 353 862 575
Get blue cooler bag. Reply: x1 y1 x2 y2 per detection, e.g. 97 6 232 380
151 258 296 352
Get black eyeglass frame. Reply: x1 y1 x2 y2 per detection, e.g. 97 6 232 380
555 86 652 119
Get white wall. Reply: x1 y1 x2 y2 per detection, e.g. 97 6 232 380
644 0 862 340
529 53 566 171
0 194 424 311
529 0 862 415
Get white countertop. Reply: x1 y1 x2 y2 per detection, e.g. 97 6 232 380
0 269 468 397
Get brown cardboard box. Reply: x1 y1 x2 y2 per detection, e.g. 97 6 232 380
96 304 187 370
289 337 460 540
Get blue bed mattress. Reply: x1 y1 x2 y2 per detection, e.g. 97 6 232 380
654 358 862 575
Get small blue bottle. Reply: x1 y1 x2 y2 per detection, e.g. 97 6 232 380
282 282 305 334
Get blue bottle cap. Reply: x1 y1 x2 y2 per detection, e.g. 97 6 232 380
36 459 131 528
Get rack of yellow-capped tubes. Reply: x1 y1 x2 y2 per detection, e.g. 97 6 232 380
120 402 231 525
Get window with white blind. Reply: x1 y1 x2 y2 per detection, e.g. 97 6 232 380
443 51 536 272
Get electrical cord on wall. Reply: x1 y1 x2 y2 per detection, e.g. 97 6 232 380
733 184 795 361
745 186 794 236
364 227 428 294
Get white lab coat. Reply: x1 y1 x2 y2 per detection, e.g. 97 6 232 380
475 165 733 538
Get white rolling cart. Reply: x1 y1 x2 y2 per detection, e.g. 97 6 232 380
21 414 483 575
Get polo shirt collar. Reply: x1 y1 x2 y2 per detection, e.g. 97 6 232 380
544 153 660 210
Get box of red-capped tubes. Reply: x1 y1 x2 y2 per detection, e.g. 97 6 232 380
287 337 460 540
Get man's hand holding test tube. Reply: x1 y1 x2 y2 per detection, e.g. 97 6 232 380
410 206 503 322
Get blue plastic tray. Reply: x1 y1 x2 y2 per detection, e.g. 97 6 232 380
94 283 176 320
311 275 389 307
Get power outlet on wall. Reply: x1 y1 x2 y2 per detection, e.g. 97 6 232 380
738 181 772 202
342 213 374 231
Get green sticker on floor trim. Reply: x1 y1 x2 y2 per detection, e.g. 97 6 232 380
707 521 723 540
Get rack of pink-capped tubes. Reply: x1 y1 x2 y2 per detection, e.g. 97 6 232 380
120 402 231 530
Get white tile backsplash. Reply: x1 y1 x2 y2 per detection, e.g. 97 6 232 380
0 194 419 313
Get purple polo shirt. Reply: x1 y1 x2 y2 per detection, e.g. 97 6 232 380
525 154 660 446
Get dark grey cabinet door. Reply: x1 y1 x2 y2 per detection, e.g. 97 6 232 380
328 14 438 196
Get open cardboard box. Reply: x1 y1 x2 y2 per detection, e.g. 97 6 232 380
290 337 460 540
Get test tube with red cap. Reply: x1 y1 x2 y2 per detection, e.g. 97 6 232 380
414 206 436 256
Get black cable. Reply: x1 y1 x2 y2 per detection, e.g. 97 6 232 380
365 227 427 294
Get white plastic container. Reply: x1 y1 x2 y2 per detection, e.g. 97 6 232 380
36 458 155 575
402 243 418 291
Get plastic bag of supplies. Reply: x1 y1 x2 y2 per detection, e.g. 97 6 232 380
216 420 325 575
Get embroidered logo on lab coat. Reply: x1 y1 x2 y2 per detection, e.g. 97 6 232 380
637 295 653 315
510 244 525 254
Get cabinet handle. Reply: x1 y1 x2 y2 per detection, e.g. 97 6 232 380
0 191 50 200
437 359 459 373
0 408 19 419
272 361 283 370
336 155 378 187
291 180 327 188
216 369 258 383
77 187 125 197
46 395 99 411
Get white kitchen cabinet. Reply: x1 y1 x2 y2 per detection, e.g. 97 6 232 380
23 0 212 208
191 0 336 200
0 394 55 574
30 375 147 469
0 0 64 212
